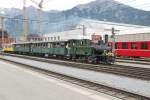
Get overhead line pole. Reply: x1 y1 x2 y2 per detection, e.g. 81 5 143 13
22 0 29 42
0 11 6 48
104 27 120 55
30 0 44 41
82 25 86 39
0 16 4 48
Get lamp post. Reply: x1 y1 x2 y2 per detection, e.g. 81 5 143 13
0 11 5 48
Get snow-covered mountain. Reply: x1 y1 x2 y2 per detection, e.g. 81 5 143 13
2 0 150 37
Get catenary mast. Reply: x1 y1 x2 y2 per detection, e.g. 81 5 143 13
21 0 29 42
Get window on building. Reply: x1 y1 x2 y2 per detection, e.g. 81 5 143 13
131 43 137 49
45 38 47 41
141 42 148 49
54 37 56 40
51 37 53 40
122 43 128 49
58 36 60 40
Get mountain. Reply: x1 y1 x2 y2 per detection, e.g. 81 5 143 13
65 0 150 25
2 0 150 37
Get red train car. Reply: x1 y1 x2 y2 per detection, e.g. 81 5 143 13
115 41 150 58
108 30 150 58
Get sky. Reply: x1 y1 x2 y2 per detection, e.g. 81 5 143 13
0 0 150 11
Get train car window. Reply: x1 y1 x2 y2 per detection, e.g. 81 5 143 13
16 44 20 48
122 43 128 49
48 43 51 48
42 43 44 48
141 42 148 49
115 43 118 49
46 43 48 47
39 43 41 47
131 43 137 49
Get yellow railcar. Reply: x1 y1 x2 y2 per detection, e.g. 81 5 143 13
3 44 14 53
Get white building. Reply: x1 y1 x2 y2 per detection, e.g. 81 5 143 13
43 19 150 42
110 28 150 42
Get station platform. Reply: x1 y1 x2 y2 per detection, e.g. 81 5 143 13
1 55 150 98
0 60 120 100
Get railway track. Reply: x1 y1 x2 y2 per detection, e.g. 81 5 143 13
1 53 150 80
1 56 149 100
117 57 150 62
117 57 150 65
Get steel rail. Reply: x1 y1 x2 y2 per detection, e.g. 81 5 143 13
1 53 150 80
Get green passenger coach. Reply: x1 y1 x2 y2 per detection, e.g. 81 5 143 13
12 39 115 64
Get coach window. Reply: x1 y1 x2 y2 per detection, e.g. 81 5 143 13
42 43 44 48
131 43 137 49
39 43 42 47
44 43 46 48
38 43 41 48
115 43 118 49
81 41 83 45
141 42 148 49
46 43 48 48
48 43 51 48
34 44 36 47
122 43 128 49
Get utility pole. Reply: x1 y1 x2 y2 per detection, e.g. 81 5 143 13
0 17 4 48
22 0 29 42
37 0 43 39
82 25 86 39
37 6 43 41
76 24 86 39
0 11 5 48
111 27 115 54
111 27 120 55
104 27 119 54
30 0 44 41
